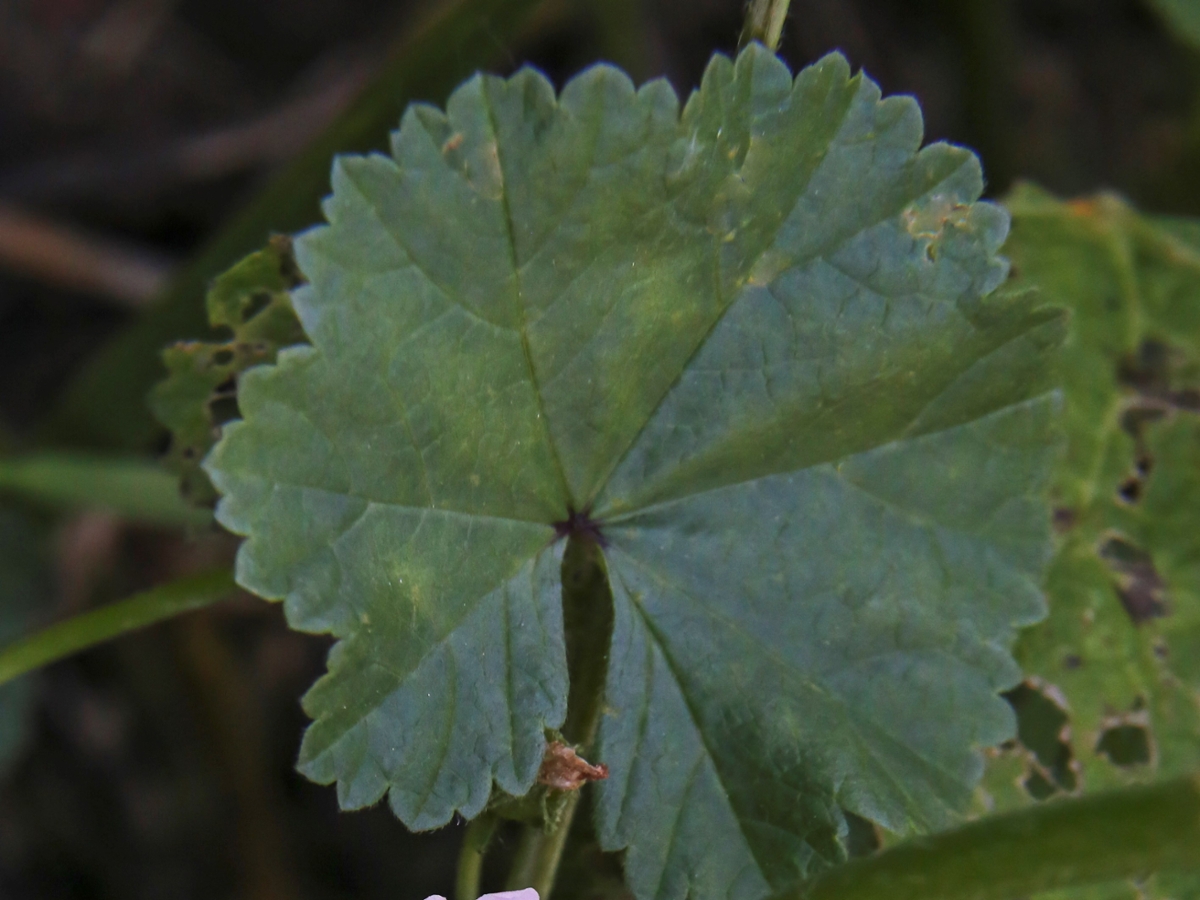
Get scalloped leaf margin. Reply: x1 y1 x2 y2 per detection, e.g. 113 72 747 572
206 47 1062 900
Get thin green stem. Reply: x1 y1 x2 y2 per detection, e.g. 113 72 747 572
0 453 211 527
457 813 498 900
798 773 1200 900
0 569 238 686
506 792 582 896
739 0 791 52
505 536 613 897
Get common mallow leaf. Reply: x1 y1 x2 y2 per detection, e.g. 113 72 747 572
205 47 1062 900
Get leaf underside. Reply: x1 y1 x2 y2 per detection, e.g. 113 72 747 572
206 48 1062 900
981 185 1200 900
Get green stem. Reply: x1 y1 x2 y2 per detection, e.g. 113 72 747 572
506 792 582 896
457 813 499 900
738 0 791 52
505 536 613 897
799 773 1200 900
0 452 211 527
0 569 237 686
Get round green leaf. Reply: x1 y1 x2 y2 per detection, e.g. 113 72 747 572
206 47 1062 900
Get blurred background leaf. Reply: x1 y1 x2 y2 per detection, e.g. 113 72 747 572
1146 0 1200 49
979 184 1200 900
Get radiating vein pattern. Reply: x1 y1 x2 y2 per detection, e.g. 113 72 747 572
597 400 1057 900
205 44 1061 897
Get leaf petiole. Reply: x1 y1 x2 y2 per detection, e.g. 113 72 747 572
457 812 499 900
505 536 614 897
0 569 238 686
739 0 792 51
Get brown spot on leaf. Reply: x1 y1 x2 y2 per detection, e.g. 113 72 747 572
442 132 465 154
1098 534 1168 624
902 196 971 260
537 741 608 792
1053 507 1077 533
1118 338 1200 419
1113 338 1199 508
1118 339 1172 393
1066 197 1102 218
1173 388 1200 411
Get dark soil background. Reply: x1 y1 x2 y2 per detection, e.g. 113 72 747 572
0 0 1196 898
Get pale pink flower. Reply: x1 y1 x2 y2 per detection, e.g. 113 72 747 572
426 890 538 900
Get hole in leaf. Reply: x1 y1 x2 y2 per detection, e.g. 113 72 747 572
1022 767 1059 800
1097 724 1152 767
1099 535 1147 566
1004 681 1077 795
841 809 880 858
268 234 305 287
243 290 273 322
208 395 241 426
1116 476 1142 504
153 429 172 456
1098 534 1168 624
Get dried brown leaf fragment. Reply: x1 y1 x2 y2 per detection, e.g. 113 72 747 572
537 741 608 792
